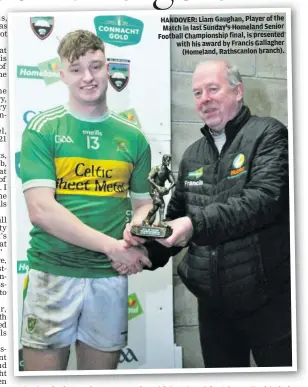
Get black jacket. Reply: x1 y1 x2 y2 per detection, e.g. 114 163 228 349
145 106 290 315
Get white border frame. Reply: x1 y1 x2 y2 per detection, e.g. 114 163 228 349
8 6 295 377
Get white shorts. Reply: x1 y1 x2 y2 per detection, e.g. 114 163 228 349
21 269 128 351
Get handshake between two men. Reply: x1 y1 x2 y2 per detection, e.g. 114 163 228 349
110 216 194 276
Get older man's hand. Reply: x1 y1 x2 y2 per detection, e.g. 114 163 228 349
156 216 193 247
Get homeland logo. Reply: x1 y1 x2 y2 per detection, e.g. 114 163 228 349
186 167 203 180
228 153 247 179
107 59 130 92
128 293 143 320
30 16 54 40
37 57 61 85
232 153 245 169
17 260 29 274
17 57 61 85
94 15 144 47
119 108 141 128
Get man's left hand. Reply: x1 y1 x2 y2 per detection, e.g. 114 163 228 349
156 216 193 247
123 222 147 246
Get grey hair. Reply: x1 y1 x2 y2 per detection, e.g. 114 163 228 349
225 63 242 88
195 60 244 106
225 63 244 107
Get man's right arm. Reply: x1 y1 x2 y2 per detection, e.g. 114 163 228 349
20 120 151 270
24 186 152 269
24 186 118 255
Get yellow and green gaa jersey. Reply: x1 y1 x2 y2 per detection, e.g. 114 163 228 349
21 105 151 278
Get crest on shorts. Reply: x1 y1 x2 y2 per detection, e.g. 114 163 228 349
30 17 54 40
107 60 130 92
26 314 37 333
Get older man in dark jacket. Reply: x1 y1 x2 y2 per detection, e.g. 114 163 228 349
115 60 292 368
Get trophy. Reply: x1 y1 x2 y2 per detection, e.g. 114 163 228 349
131 154 176 239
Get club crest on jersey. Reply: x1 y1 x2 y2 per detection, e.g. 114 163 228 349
107 59 130 92
30 17 54 40
113 137 129 152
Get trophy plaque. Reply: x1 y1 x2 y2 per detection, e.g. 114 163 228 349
131 154 176 239
131 223 172 239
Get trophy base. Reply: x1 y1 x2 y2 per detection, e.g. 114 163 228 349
131 225 172 239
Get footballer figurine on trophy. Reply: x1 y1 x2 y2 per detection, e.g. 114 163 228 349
131 154 176 238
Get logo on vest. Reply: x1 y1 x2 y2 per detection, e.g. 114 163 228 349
185 167 203 186
187 167 203 180
229 153 247 178
232 153 245 169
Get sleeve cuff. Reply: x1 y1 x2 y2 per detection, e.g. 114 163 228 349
22 179 56 192
143 241 182 271
186 211 204 239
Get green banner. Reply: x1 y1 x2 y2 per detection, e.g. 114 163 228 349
17 57 61 85
17 260 28 274
128 292 143 320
